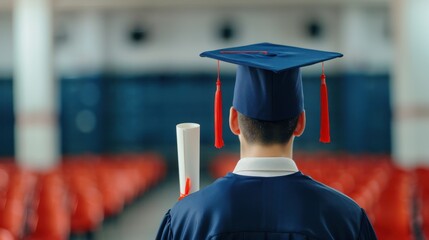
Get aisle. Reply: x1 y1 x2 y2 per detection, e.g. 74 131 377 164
94 173 214 240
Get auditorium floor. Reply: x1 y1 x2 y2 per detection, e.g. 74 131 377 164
93 172 214 240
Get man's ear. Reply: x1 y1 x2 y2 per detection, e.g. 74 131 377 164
293 111 306 137
229 107 240 136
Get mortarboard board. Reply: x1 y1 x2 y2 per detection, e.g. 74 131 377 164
200 42 343 148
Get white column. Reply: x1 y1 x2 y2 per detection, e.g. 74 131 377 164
13 0 58 169
392 0 429 167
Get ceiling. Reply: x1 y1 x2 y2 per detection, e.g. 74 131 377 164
0 0 389 11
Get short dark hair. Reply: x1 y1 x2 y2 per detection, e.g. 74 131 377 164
238 112 299 145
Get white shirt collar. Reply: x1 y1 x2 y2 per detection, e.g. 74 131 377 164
233 157 299 177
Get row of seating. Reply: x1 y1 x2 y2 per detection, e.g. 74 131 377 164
0 153 167 240
209 152 415 240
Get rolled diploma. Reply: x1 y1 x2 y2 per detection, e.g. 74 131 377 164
176 123 200 195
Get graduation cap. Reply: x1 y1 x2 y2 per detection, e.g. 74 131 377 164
200 42 343 148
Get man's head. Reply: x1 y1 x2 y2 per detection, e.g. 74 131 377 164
229 107 306 146
200 43 342 148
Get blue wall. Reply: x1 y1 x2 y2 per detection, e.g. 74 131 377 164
60 75 106 154
296 74 391 153
0 79 14 156
0 73 391 157
340 74 392 153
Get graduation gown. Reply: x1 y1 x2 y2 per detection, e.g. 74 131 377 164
156 172 377 240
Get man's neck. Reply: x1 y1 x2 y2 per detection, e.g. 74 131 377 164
240 141 294 159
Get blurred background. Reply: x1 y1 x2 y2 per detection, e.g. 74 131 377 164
0 0 428 239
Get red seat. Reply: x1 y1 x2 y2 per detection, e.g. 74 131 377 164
0 228 13 240
65 172 103 233
27 172 70 240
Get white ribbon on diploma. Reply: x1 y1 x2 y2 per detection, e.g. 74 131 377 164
176 123 200 197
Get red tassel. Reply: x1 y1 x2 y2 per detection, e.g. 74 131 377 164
320 63 330 143
214 61 224 148
178 177 191 200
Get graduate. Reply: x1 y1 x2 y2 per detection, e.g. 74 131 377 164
156 43 377 240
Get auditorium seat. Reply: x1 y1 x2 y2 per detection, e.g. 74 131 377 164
0 169 36 239
95 165 126 217
27 172 70 240
372 169 413 240
0 228 13 240
62 163 104 233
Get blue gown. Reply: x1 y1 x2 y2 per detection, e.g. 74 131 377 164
156 172 377 240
